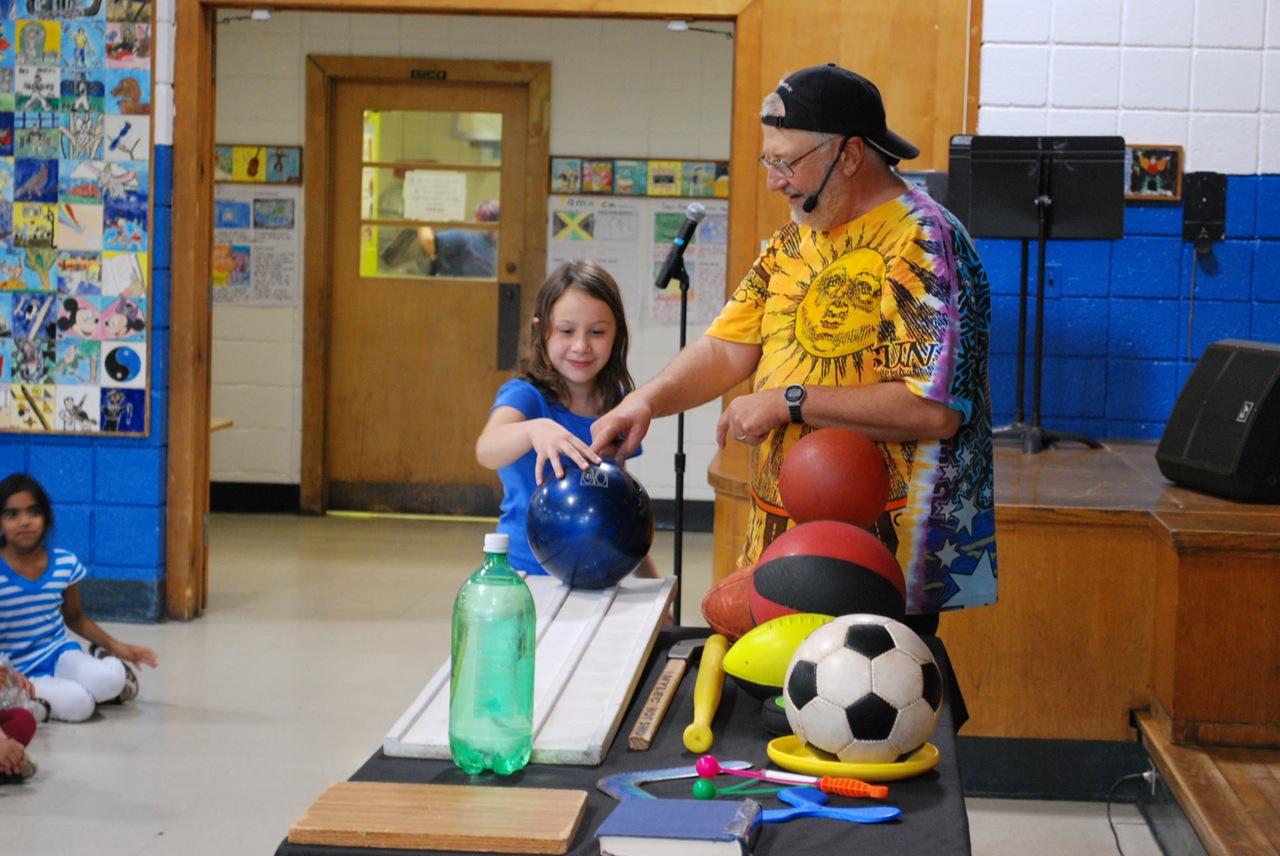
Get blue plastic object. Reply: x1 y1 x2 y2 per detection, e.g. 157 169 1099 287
760 787 902 825
526 460 654 589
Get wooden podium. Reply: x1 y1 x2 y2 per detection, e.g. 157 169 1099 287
708 441 1280 748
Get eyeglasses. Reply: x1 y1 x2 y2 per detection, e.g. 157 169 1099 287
757 136 842 178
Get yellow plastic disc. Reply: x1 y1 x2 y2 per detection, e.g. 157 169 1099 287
766 735 941 782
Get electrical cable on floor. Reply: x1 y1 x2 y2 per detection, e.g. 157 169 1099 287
1106 771 1148 856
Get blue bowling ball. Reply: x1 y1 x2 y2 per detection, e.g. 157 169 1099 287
526 460 654 589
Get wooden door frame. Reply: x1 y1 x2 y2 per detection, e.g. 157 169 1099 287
170 0 981 618
303 56 549 513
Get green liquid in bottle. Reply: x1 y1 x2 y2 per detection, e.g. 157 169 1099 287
448 534 535 775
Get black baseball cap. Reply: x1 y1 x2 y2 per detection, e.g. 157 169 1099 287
761 63 919 163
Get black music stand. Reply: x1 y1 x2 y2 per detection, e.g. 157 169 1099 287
952 135 1125 453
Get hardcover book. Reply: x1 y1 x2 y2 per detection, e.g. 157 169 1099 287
596 798 760 856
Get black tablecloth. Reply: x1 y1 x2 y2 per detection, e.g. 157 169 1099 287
277 627 970 855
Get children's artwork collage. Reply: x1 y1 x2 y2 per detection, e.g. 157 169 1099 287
0 0 153 435
551 156 729 199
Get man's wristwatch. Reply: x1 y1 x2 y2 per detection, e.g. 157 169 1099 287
784 384 806 424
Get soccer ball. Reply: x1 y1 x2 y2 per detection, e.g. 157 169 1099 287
783 614 943 763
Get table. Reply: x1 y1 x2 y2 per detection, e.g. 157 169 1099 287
277 628 971 855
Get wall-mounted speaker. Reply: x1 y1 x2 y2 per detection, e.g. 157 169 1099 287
1156 339 1280 502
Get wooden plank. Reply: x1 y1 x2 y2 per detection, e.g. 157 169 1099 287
167 0 216 619
1214 748 1280 849
385 576 675 765
384 580 571 758
300 57 333 514
1139 711 1280 856
214 0 748 16
940 515 1157 740
1156 542 1280 747
288 781 587 854
534 578 675 763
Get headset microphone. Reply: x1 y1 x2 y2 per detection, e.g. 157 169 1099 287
801 137 850 214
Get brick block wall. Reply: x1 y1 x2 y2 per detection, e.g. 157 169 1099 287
981 176 1277 439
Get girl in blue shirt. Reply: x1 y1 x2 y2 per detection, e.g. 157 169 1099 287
476 260 657 579
0 473 158 722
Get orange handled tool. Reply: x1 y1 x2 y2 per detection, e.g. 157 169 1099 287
818 775 889 800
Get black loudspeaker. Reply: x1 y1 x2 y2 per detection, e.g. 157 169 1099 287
1156 339 1280 502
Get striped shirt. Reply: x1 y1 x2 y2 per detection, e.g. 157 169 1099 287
0 548 87 677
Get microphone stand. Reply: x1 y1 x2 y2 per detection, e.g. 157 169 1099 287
670 257 690 625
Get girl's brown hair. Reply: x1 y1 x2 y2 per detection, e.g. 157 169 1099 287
519 260 634 412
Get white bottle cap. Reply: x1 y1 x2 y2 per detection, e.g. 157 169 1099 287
484 533 509 553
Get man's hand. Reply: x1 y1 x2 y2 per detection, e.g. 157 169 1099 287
590 394 653 460
715 388 790 447
527 418 600 484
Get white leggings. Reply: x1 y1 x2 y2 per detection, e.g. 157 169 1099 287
31 649 127 722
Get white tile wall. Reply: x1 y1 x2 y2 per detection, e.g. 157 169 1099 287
1050 46 1122 107
1194 0 1265 48
984 0 1053 42
1265 50 1280 110
1191 49 1263 111
1118 110 1191 148
1121 49 1192 110
212 13 733 497
980 44 1052 106
1261 112 1280 168
981 0 1278 174
1188 111 1261 170
1052 0 1122 44
978 106 1050 134
1122 0 1195 46
1046 108 1119 134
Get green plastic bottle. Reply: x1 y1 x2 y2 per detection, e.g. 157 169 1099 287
448 532 536 775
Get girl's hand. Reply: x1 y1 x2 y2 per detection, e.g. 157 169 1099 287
0 736 25 776
0 665 34 698
111 643 158 669
527 419 600 484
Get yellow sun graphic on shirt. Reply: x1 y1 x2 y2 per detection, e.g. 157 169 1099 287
756 236 895 387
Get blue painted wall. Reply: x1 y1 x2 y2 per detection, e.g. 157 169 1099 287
0 144 171 622
980 174 1279 440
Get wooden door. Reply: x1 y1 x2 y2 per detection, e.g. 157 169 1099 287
324 76 533 514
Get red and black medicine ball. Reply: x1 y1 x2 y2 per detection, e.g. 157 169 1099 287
748 520 906 625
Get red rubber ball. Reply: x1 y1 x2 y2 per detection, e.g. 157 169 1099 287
778 428 890 527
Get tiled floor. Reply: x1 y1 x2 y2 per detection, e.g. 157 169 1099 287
4 514 1161 855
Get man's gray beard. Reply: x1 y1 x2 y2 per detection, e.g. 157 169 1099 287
790 177 854 231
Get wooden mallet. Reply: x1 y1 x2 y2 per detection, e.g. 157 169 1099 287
628 637 704 751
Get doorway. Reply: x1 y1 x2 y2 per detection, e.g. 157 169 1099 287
305 58 550 514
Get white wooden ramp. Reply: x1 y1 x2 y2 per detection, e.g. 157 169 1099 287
385 575 676 766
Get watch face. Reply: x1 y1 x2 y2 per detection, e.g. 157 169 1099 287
786 385 804 403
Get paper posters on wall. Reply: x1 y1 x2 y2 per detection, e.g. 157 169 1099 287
212 184 301 306
546 195 728 326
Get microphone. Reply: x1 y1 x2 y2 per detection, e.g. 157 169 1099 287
654 202 706 289
802 138 850 214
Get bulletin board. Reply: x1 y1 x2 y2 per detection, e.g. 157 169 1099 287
211 184 302 306
546 195 729 325
0 5 154 436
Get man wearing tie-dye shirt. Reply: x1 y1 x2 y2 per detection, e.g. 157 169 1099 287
591 64 996 632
